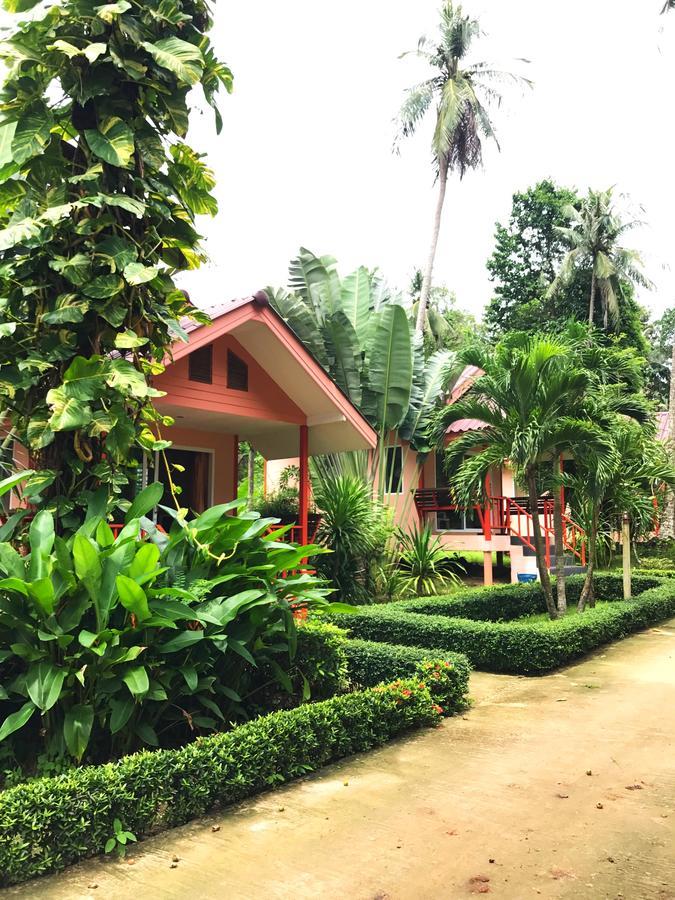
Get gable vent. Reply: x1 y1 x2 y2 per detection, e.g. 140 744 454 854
227 350 248 391
188 345 213 384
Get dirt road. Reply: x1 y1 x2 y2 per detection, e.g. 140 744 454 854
9 621 675 900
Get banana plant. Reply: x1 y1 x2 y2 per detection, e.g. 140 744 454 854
268 248 455 450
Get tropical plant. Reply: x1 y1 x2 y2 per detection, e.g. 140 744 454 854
396 1 527 333
548 189 652 331
0 0 230 525
569 419 675 610
268 248 457 509
434 333 603 618
0 486 335 768
396 523 464 597
313 472 392 603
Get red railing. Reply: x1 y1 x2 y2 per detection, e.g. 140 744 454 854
414 490 586 568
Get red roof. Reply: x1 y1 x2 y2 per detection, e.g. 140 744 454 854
445 365 487 434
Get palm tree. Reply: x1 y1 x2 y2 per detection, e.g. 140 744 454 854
569 419 675 610
434 334 600 619
549 189 652 330
396 2 528 334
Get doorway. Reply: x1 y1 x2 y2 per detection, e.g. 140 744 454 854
154 447 213 530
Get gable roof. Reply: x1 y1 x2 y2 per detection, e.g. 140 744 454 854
164 292 377 458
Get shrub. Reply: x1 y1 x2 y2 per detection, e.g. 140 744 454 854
313 472 391 604
327 578 675 675
0 491 335 765
636 557 675 571
397 573 664 622
344 639 470 711
634 568 675 579
395 523 464 597
0 675 447 886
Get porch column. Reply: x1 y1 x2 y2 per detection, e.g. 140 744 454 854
232 435 239 502
483 551 493 586
299 424 309 545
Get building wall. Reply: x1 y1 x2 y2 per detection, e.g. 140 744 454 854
159 425 236 505
155 334 305 425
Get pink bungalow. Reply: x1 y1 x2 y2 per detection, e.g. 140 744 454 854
145 291 376 540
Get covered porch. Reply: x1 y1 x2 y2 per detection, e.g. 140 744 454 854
151 292 376 540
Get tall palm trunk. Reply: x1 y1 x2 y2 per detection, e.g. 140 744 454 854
588 268 596 326
416 153 449 334
667 341 675 536
527 470 557 619
553 457 566 614
578 503 599 611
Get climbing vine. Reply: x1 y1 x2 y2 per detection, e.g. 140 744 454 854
0 0 230 525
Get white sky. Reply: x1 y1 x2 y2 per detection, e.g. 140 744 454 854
184 0 675 323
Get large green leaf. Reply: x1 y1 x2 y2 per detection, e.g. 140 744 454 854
0 470 32 500
0 700 35 742
28 510 55 579
11 103 53 165
116 574 151 622
122 665 149 697
46 389 92 431
340 266 371 345
158 630 203 654
322 311 362 406
125 482 164 522
85 117 134 167
26 661 66 711
266 286 329 368
63 704 94 761
123 261 157 285
109 696 134 733
399 347 455 450
142 37 204 85
362 304 413 430
82 274 124 299
72 534 102 603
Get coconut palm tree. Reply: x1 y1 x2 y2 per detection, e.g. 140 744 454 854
434 334 602 619
395 2 528 334
549 189 652 330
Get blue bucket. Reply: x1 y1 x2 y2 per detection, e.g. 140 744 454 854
517 573 537 584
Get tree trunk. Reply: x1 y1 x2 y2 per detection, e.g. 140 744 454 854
247 446 255 510
416 154 449 334
578 504 598 611
553 458 566 614
527 470 557 619
666 341 675 538
588 269 596 326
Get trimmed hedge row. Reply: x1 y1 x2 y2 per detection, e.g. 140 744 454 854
345 639 471 710
328 581 675 675
397 573 664 622
0 663 462 887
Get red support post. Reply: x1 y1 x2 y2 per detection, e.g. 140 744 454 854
232 435 239 503
299 424 309 546
483 474 492 541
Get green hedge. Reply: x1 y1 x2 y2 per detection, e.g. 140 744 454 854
0 666 462 887
397 573 664 622
328 581 675 676
345 639 470 710
634 568 675 579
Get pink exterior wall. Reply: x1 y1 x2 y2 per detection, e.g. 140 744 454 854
155 334 305 425
159 425 236 505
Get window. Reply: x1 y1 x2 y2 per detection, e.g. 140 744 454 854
188 345 213 384
435 451 481 531
384 446 403 494
227 350 248 391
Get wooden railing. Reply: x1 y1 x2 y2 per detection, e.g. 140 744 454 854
414 490 586 568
